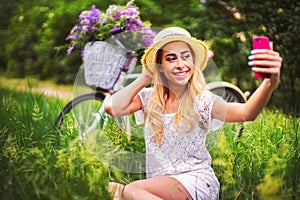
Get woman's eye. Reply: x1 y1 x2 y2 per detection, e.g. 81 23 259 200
166 56 177 62
182 53 191 60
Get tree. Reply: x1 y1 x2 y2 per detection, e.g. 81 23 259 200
2 0 299 114
150 0 300 115
211 0 300 115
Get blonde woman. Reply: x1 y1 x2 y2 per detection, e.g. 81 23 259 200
104 27 282 200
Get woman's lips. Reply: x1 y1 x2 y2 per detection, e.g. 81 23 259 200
173 70 189 77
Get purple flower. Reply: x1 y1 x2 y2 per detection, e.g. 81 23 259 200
79 11 89 20
106 5 118 15
106 5 121 20
75 25 82 31
139 26 156 46
66 2 154 56
82 25 89 32
126 1 133 8
87 5 101 24
113 13 121 20
74 33 81 39
111 26 120 32
66 35 72 40
91 26 98 31
67 43 75 55
126 5 139 16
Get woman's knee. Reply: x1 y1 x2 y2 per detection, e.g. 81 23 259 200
122 181 142 198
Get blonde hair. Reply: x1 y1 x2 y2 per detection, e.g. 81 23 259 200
146 43 207 145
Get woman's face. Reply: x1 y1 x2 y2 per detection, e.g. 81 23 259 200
160 41 195 87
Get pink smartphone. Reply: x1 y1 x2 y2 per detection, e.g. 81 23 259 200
252 36 271 78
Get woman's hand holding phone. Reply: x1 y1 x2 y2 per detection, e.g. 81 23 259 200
251 36 272 78
248 36 282 87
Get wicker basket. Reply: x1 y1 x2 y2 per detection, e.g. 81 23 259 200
83 41 137 90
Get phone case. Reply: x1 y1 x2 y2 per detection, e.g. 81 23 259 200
252 36 271 78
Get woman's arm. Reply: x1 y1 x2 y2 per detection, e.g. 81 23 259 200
104 69 152 117
212 49 282 122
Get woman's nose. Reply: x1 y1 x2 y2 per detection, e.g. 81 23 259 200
176 57 185 67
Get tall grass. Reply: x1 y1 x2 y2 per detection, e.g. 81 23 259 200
211 110 299 199
0 88 112 199
0 86 299 199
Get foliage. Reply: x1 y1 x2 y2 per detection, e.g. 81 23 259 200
210 110 300 199
0 87 112 199
4 2 48 78
1 83 299 199
139 0 300 115
66 1 155 56
188 0 300 115
1 0 299 114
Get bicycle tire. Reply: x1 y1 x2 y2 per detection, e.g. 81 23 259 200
55 91 134 143
206 81 247 103
55 92 106 129
206 81 246 137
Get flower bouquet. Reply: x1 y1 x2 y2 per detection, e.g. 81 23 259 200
65 1 155 90
66 1 154 55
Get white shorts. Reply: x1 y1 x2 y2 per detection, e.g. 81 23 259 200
171 169 220 200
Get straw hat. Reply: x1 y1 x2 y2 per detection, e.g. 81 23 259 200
141 27 209 75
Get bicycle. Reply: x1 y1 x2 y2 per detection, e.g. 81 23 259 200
55 28 248 143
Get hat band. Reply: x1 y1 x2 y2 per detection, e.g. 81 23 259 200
160 33 189 40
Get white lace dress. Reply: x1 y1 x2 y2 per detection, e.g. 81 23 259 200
137 88 223 200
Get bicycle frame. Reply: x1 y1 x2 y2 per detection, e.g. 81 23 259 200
80 71 140 140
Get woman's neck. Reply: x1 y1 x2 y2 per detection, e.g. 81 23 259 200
167 85 187 101
164 86 186 113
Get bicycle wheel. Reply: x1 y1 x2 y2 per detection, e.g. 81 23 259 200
206 81 246 138
55 92 146 172
206 81 247 103
55 92 103 126
55 92 131 140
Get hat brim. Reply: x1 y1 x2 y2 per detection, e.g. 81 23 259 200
141 35 209 75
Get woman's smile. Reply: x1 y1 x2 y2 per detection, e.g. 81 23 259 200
172 69 190 78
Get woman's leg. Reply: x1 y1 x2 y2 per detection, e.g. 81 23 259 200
109 176 193 200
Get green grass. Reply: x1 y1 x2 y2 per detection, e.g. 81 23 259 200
0 87 112 199
210 111 300 199
0 85 299 200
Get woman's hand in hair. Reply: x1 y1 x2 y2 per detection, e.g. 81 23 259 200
140 66 153 85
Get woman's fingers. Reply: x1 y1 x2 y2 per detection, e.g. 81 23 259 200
251 66 280 74
248 49 282 72
248 49 282 85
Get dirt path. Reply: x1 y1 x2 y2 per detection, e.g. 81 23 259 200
0 76 73 100
28 86 73 99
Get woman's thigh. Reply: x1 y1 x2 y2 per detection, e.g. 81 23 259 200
124 176 193 200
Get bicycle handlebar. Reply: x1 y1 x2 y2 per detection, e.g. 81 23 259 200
111 26 126 35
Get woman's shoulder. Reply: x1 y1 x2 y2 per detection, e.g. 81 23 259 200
195 90 221 110
138 87 153 105
138 87 153 98
196 90 216 101
195 90 224 131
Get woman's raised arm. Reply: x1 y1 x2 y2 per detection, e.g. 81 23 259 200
212 49 282 122
104 69 152 116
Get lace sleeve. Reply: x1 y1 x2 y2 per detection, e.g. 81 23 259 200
134 87 152 125
196 90 224 131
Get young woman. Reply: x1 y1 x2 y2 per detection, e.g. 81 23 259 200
104 27 282 200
